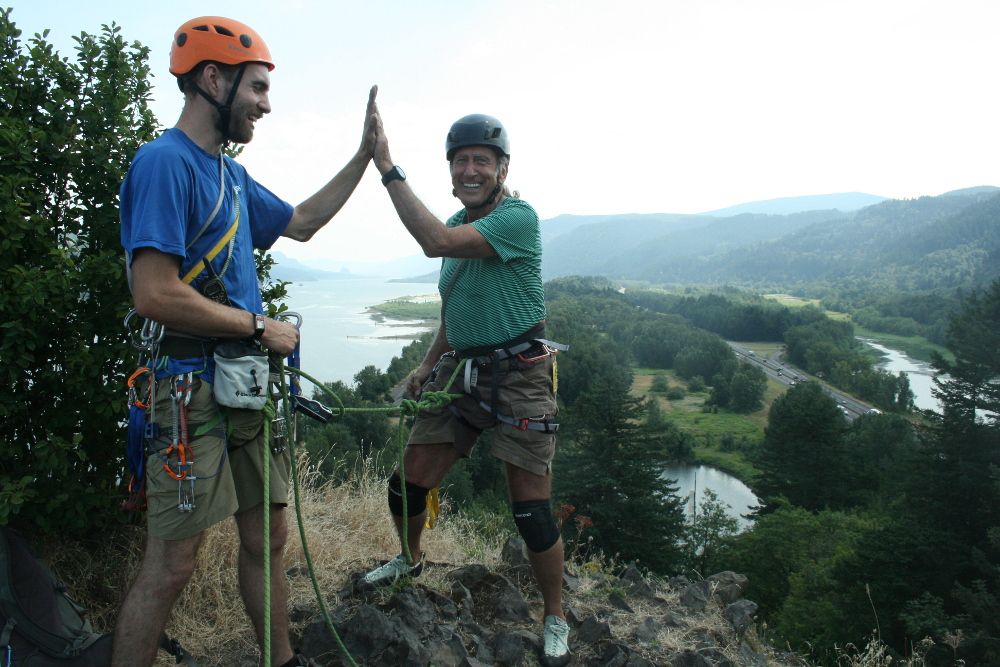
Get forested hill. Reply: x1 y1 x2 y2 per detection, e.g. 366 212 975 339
542 187 1000 292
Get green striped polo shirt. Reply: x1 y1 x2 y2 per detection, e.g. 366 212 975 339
439 197 546 351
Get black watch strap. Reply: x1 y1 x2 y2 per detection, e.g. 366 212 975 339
381 165 406 186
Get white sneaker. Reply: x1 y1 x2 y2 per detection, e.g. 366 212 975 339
363 553 424 586
542 615 571 666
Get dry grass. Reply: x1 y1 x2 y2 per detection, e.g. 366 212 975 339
43 455 505 666
165 456 507 665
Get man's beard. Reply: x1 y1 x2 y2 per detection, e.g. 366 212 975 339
223 110 253 145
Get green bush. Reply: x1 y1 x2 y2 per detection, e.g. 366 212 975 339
0 11 157 533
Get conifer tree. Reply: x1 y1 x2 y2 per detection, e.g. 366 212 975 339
755 381 850 511
555 376 687 573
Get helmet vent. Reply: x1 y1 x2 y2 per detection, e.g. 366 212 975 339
490 128 501 139
240 35 252 48
214 25 235 37
192 25 209 32
176 33 187 46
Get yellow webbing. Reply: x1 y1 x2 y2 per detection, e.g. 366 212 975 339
180 214 239 285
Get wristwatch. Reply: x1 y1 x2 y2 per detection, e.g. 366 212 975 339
381 165 406 186
252 313 266 341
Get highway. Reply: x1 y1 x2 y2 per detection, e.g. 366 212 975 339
726 342 877 421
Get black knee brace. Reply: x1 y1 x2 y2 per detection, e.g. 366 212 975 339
388 473 430 518
511 499 560 553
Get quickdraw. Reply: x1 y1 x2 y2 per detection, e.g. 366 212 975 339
163 373 197 512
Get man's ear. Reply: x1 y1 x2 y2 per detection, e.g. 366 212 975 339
199 62 224 96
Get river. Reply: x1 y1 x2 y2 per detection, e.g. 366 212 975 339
860 339 940 412
283 277 437 385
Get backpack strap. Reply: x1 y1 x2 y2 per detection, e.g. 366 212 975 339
161 632 200 666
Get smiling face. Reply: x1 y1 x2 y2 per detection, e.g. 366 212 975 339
223 63 271 144
450 145 507 210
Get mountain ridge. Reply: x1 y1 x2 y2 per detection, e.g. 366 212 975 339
275 187 999 290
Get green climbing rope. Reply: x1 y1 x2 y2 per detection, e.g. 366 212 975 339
261 400 274 667
259 358 466 667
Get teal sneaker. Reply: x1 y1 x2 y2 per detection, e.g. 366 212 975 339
363 553 424 586
542 615 571 666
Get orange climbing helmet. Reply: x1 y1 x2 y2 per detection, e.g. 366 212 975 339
169 16 274 76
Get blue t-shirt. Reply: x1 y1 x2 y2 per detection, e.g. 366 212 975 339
120 128 293 314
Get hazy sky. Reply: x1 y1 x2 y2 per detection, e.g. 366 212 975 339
9 1 1000 266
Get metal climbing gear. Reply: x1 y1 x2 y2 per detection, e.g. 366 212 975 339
270 415 287 455
269 311 303 452
164 373 196 512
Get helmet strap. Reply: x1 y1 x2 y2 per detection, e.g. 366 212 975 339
191 63 248 144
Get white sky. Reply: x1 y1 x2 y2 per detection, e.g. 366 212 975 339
9 1 1000 265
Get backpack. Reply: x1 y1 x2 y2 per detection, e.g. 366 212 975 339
0 527 112 666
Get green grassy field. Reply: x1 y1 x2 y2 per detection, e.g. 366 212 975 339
763 293 851 321
368 297 441 322
632 368 778 484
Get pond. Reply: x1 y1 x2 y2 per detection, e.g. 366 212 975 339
661 464 760 531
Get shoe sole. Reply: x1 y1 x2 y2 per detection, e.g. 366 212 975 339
541 653 571 667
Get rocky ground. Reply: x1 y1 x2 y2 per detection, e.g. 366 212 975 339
287 538 803 667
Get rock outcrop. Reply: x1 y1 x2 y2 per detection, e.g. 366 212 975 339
292 539 782 667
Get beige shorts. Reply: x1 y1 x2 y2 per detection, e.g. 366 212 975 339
143 375 290 541
407 351 559 476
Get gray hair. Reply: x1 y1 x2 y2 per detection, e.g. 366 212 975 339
497 155 520 199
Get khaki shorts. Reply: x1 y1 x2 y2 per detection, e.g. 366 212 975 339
143 374 291 541
408 351 559 476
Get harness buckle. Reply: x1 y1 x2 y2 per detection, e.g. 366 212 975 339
517 418 530 432
516 346 551 364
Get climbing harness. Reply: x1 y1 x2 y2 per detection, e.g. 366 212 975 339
455 331 569 432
